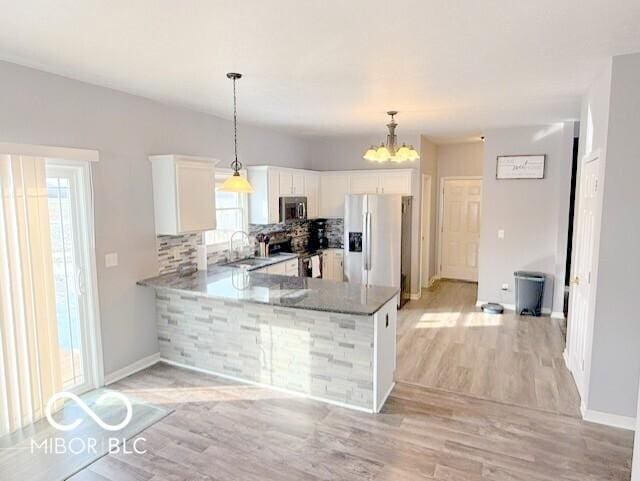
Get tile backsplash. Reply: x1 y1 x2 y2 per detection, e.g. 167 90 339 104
156 218 344 275
156 233 202 275
324 218 344 248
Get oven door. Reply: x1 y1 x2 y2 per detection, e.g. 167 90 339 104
299 257 312 277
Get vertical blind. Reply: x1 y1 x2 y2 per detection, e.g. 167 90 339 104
0 155 62 436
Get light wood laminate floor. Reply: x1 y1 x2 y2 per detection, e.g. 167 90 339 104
397 280 582 416
70 363 633 481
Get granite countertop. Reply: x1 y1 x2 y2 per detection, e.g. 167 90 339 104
137 265 398 316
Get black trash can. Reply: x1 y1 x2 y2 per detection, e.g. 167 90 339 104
514 271 545 316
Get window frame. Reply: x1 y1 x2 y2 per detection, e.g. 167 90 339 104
205 168 249 252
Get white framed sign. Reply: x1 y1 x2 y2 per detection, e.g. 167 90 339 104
496 155 545 179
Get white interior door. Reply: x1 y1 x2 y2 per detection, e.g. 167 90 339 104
566 152 601 397
439 178 481 282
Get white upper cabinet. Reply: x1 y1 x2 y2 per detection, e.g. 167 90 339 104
250 167 413 223
249 166 318 224
319 173 350 218
304 172 320 219
150 155 218 235
379 171 412 194
248 166 280 224
292 173 304 196
278 171 305 196
349 169 413 195
349 172 380 194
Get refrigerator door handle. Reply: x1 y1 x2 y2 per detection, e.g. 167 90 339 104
366 212 372 271
362 212 369 270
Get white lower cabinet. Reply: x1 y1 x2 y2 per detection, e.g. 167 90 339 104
267 262 287 275
322 249 344 281
255 258 299 276
283 259 299 275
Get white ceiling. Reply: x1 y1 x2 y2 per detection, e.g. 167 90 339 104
1 0 639 140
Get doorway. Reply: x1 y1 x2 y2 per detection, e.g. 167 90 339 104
46 160 102 394
437 177 482 282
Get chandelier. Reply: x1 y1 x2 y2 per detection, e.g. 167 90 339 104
363 111 419 163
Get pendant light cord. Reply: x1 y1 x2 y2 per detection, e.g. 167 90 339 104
232 76 240 173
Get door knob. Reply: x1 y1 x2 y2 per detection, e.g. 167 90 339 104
571 276 580 285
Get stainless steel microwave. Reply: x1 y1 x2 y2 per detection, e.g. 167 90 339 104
279 196 307 222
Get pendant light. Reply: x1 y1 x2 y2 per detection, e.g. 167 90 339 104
363 111 419 163
219 72 255 193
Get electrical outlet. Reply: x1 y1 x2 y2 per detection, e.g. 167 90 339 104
105 252 119 268
501 283 509 291
498 229 505 239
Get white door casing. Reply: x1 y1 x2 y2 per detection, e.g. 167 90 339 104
565 150 603 401
438 178 482 282
421 175 432 288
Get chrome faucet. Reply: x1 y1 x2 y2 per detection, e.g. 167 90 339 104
229 230 251 261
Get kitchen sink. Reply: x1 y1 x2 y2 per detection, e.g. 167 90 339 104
225 258 267 268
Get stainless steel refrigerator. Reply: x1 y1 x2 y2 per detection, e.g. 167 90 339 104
344 194 411 304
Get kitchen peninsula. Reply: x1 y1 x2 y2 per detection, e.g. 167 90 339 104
138 264 398 413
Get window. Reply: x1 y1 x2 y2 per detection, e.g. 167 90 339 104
205 169 249 250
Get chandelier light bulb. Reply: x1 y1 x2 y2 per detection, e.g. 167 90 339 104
363 145 378 161
376 143 391 161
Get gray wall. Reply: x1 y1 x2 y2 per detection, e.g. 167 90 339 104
477 123 574 312
420 136 438 284
308 134 421 172
0 60 310 377
308 134 422 296
436 142 484 179
585 53 640 418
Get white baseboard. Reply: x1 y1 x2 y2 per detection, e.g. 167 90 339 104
104 352 161 386
581 404 636 431
565 351 635 431
410 292 422 300
421 277 438 290
160 358 375 414
475 300 560 317
376 382 396 413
